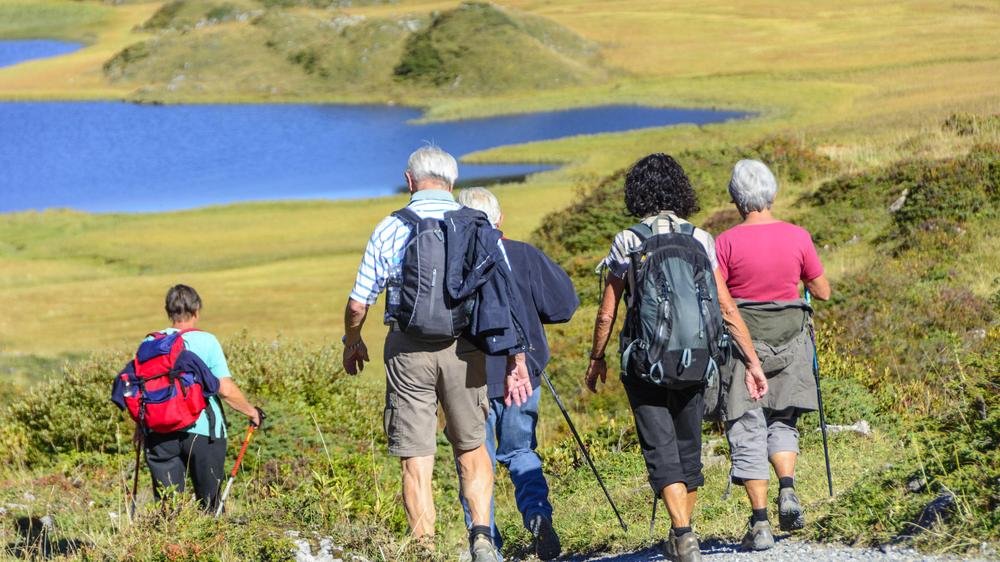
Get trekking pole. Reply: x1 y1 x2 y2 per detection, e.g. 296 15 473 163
541 372 628 532
128 432 142 521
805 290 834 497
215 423 257 518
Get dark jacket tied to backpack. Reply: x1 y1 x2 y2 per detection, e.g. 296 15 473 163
442 207 528 355
714 299 818 422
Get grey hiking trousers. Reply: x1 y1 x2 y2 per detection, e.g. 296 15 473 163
725 407 799 481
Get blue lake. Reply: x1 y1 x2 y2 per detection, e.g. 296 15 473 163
0 102 745 213
0 39 82 68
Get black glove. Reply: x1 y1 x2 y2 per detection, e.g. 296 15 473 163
252 406 267 429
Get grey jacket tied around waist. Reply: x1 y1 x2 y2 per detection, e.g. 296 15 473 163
717 298 818 422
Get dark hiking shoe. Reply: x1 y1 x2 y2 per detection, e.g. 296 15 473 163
528 514 561 560
777 488 805 531
740 518 775 551
469 527 499 562
661 529 702 562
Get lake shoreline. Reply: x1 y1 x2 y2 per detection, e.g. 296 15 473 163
0 101 744 214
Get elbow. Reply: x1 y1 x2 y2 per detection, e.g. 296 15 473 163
719 300 739 320
813 288 831 301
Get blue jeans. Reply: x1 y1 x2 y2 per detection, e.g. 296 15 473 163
456 391 552 551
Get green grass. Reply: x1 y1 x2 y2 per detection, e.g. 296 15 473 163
0 1 111 43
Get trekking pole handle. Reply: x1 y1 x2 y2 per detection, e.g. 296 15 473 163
230 424 256 479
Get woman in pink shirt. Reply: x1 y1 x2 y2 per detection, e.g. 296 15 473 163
715 160 831 551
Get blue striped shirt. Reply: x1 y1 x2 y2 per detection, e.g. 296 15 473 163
350 190 462 305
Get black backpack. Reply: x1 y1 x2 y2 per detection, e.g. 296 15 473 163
619 216 729 388
386 207 476 342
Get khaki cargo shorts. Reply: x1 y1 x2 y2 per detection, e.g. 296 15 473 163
383 330 488 457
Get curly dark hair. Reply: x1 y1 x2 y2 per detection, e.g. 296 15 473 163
623 153 700 218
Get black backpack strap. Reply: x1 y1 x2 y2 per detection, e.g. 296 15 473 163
391 207 421 227
205 399 218 442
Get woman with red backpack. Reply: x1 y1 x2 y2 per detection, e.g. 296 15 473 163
113 284 263 511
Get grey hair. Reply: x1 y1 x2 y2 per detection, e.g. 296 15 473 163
407 145 458 187
728 159 778 215
457 187 502 226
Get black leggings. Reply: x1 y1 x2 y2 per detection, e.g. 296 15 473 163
623 377 705 494
145 432 227 511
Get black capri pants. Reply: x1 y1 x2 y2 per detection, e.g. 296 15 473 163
623 376 705 494
145 431 227 511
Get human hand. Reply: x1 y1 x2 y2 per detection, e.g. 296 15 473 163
343 338 369 376
504 354 533 407
250 406 266 428
585 357 608 393
744 362 768 400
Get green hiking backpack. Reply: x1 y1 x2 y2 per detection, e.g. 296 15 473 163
619 216 729 389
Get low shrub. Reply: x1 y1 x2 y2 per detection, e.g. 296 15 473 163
0 334 345 465
942 113 1000 137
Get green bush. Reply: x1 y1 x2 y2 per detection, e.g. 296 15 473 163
0 334 345 465
394 2 605 93
942 113 1000 137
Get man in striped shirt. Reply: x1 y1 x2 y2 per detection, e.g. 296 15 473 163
342 146 531 560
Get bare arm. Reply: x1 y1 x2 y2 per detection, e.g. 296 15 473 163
343 299 371 375
805 274 831 301
715 268 768 400
218 378 261 426
586 275 625 392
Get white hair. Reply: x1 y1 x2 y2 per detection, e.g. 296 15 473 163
728 159 778 215
407 145 458 187
457 187 502 226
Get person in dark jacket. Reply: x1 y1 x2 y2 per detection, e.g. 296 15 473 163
453 188 579 560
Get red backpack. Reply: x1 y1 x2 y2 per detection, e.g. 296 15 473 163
116 329 214 434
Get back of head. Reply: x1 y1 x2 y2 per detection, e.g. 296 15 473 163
624 153 699 218
457 187 502 226
407 145 458 188
729 159 777 215
165 284 201 322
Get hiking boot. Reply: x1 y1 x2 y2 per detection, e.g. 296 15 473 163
469 527 499 562
528 514 561 560
740 518 775 551
661 529 702 562
777 487 805 531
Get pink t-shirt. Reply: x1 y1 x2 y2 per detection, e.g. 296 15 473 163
715 221 824 301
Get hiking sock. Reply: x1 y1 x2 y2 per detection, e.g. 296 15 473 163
779 477 795 490
469 525 493 548
672 526 693 538
752 508 768 523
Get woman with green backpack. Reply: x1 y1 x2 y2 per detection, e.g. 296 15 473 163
585 153 768 562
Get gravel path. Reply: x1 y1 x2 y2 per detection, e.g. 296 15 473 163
573 538 997 562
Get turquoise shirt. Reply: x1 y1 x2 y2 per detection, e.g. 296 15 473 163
149 328 231 439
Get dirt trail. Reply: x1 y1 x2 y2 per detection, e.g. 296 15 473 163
573 538 996 562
